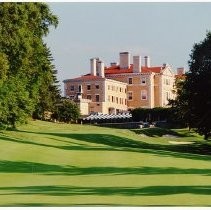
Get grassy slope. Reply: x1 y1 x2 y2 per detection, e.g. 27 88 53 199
0 120 211 206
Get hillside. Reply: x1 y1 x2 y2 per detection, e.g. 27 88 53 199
0 120 211 206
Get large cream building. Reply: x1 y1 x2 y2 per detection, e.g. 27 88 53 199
64 52 184 115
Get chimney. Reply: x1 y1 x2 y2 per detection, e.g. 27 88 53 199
120 52 130 69
177 67 185 75
90 58 96 76
133 55 141 73
98 61 105 78
144 56 150 67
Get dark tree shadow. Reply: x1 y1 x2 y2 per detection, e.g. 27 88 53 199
131 127 191 137
35 132 211 160
1 160 211 176
1 185 211 197
2 130 211 161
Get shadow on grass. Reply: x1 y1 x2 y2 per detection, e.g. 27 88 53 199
1 160 211 176
131 127 196 138
8 203 127 207
1 185 211 196
0 135 114 152
1 130 211 161
39 132 211 160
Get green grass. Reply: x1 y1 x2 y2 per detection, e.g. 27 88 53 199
0 120 211 206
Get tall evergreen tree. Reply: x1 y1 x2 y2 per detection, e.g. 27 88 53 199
33 45 61 119
175 32 211 139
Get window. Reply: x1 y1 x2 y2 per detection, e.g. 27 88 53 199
108 95 110 102
164 92 170 105
128 92 133 100
166 92 170 100
78 85 82 93
167 79 170 85
95 84 99 89
69 95 74 99
128 78 133 84
108 85 110 90
116 97 118 104
87 85 91 90
164 78 170 85
70 85 74 91
141 90 147 100
141 77 146 85
87 95 91 100
96 95 100 102
112 96 114 103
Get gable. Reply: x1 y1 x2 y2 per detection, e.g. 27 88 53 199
162 66 174 76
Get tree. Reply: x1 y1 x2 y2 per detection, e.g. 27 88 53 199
0 52 9 82
0 3 59 127
175 32 211 139
33 45 61 120
0 77 34 128
168 76 189 129
54 99 80 123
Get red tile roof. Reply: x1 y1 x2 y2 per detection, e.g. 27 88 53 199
141 66 163 73
65 65 165 82
105 64 133 74
105 64 163 75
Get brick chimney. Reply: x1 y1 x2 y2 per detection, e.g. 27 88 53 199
144 56 150 67
177 67 185 75
98 61 105 78
133 55 141 73
120 52 130 69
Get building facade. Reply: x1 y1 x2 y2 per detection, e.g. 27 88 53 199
64 52 182 115
63 75 127 115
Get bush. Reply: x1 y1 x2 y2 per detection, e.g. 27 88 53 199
53 99 80 123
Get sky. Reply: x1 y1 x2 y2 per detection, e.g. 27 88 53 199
45 2 211 92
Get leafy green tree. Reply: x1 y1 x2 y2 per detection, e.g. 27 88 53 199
0 3 60 127
175 32 211 139
54 99 80 123
0 52 9 82
0 77 34 128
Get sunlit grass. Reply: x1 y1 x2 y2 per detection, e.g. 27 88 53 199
0 120 211 206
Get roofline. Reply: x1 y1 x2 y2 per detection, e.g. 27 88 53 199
63 76 105 83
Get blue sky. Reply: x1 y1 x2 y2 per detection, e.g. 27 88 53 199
45 2 211 92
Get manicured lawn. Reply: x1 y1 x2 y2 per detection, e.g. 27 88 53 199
0 120 211 206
